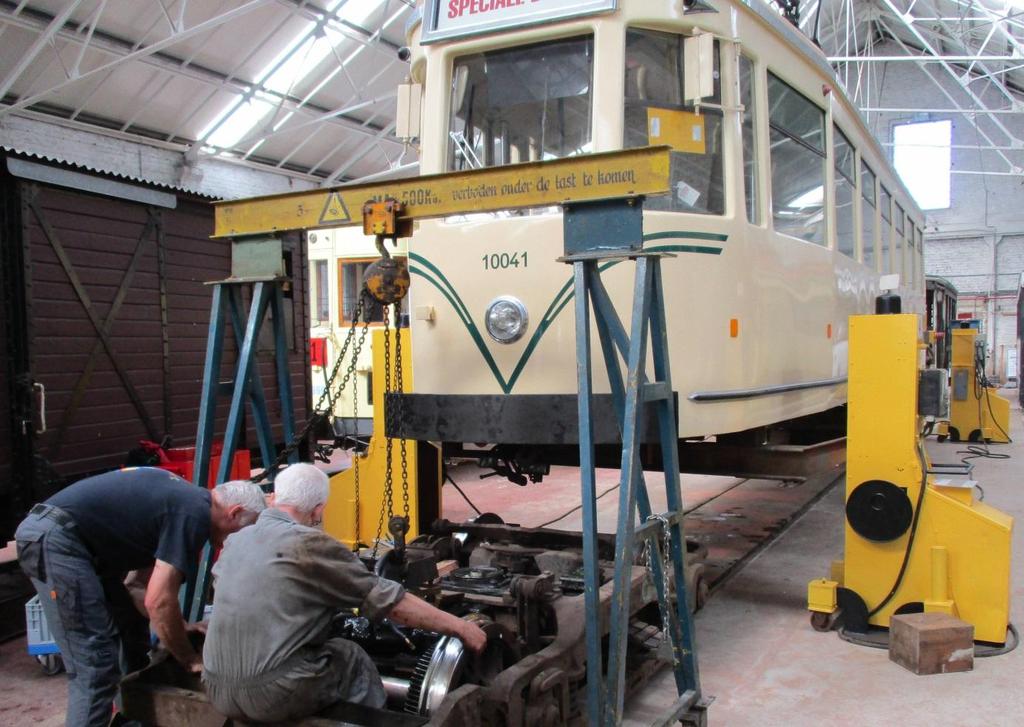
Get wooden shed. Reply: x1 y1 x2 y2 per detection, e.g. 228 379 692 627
0 153 311 540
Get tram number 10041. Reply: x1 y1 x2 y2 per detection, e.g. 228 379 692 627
482 251 528 270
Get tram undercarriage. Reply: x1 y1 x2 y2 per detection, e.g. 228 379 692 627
121 517 709 726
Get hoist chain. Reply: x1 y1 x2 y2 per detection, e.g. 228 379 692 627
372 310 395 557
351 324 362 543
371 300 411 557
394 303 410 520
645 514 679 666
251 293 370 484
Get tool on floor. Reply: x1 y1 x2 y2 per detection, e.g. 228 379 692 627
807 302 1013 644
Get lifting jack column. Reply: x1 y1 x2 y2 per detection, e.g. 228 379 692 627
562 197 705 726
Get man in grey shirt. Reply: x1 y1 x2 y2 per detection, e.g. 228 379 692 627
203 463 486 723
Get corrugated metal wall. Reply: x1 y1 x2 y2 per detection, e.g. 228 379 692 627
3 168 310 509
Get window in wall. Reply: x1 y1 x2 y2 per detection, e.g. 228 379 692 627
768 74 826 244
624 29 724 214
449 35 594 170
739 55 759 223
921 230 929 292
906 224 916 288
893 120 951 210
894 202 905 280
921 229 929 294
313 259 330 323
834 127 856 258
861 162 876 270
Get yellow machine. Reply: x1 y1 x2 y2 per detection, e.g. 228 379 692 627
808 313 1013 644
936 327 1012 444
322 327 442 549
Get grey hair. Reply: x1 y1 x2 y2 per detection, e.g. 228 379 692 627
213 480 267 516
273 463 330 514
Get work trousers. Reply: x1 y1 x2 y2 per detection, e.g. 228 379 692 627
16 512 148 727
203 638 387 723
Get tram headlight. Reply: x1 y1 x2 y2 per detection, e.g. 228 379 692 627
484 296 528 344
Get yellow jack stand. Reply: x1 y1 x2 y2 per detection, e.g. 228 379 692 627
322 328 442 549
808 313 1013 643
936 328 1011 444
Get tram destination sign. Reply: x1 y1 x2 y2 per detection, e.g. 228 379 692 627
213 146 670 238
420 0 616 44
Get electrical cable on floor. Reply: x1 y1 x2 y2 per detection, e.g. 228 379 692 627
444 472 482 516
838 622 1019 658
536 481 621 529
866 438 929 619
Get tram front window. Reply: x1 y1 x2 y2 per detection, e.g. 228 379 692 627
623 29 724 215
448 36 594 171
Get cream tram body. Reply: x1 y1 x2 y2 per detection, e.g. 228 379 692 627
397 0 926 444
308 228 409 437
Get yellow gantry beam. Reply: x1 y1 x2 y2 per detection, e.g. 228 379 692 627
213 146 672 238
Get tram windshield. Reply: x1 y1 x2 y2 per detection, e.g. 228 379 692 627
448 36 594 171
623 29 724 215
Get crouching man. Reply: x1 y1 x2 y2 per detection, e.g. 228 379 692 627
202 463 487 723
15 468 267 727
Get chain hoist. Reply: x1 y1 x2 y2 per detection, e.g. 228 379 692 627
362 199 412 559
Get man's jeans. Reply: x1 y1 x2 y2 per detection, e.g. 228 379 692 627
16 512 136 727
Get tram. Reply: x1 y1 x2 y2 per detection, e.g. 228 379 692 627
314 0 927 468
925 276 958 370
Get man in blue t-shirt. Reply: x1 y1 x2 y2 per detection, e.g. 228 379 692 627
14 467 266 727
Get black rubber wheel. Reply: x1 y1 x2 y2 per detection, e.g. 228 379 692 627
810 611 835 632
969 429 982 443
948 427 961 442
37 654 64 676
936 435 948 443
693 575 709 612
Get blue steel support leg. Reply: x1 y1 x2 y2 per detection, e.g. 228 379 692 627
603 256 654 727
192 284 226 494
187 282 272 622
270 284 297 465
216 282 272 483
226 287 276 476
574 260 604 727
182 284 226 615
649 260 700 692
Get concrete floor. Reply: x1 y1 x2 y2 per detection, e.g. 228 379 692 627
626 394 1024 726
1 396 1021 726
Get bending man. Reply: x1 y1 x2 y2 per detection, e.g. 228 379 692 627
202 462 487 722
15 467 267 727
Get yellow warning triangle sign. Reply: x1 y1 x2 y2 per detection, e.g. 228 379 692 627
318 192 351 225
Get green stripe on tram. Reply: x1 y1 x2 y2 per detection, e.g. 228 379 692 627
408 231 724 393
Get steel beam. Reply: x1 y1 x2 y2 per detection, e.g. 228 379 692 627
213 146 672 237
828 54 1024 62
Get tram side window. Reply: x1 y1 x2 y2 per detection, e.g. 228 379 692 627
879 186 892 274
895 202 905 282
339 259 385 325
833 127 856 257
623 29 724 215
448 36 594 171
739 55 759 223
861 163 876 269
767 74 826 244
312 259 330 324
